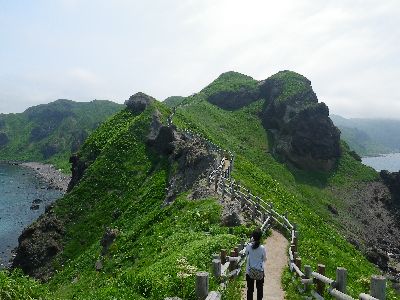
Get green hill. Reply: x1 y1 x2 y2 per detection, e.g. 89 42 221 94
1 72 399 299
331 115 400 156
0 99 123 172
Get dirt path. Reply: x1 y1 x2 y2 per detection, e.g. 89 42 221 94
243 230 289 300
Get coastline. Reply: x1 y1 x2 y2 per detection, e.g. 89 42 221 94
1 161 71 193
19 162 71 192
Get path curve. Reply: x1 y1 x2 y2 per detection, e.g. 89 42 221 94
244 230 289 300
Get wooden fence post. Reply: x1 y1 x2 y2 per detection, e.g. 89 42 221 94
316 264 326 296
371 275 386 300
304 265 312 292
221 178 225 197
293 230 299 253
214 173 219 193
336 267 347 293
230 183 235 201
295 257 302 276
196 272 209 300
220 249 227 264
212 259 221 279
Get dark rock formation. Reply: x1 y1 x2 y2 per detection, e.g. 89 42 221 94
124 92 156 114
67 154 88 192
146 111 176 155
329 181 400 273
0 132 9 147
165 134 216 203
207 87 260 110
100 228 119 256
30 204 40 210
380 170 400 203
221 200 244 227
12 211 65 281
259 71 341 172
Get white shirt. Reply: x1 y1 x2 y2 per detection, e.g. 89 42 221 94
245 243 267 274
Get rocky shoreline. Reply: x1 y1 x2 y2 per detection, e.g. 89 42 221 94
19 162 71 192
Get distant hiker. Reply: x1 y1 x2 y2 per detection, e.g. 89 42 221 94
245 228 266 300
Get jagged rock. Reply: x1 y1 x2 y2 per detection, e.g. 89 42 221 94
124 92 155 114
259 71 341 172
221 200 244 226
67 154 88 192
165 135 215 204
100 228 119 256
146 111 176 155
366 247 389 270
30 204 40 210
95 259 103 271
12 212 65 281
380 170 400 203
327 204 338 215
32 198 43 204
0 132 9 147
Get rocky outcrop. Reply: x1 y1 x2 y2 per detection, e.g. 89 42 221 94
67 154 88 192
0 132 9 147
381 170 400 203
146 111 176 155
125 92 156 114
100 228 119 256
329 181 400 273
260 71 341 172
166 135 215 203
12 210 65 281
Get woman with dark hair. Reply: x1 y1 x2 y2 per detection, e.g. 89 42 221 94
245 228 267 300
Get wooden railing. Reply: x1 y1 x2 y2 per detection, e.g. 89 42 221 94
165 110 388 300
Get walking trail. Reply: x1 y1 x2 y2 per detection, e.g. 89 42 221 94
243 230 289 300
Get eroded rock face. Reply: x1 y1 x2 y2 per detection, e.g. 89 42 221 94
260 72 341 172
146 111 176 155
12 211 65 281
165 135 216 204
381 170 400 203
124 92 156 114
67 154 88 192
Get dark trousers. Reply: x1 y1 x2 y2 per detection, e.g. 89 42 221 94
246 274 264 300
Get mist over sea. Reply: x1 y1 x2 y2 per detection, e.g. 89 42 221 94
362 153 400 172
0 163 62 268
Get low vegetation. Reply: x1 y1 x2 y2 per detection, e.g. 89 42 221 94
1 71 398 299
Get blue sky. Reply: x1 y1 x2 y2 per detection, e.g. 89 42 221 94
1 0 399 118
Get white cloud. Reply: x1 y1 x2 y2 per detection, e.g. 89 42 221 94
0 0 399 118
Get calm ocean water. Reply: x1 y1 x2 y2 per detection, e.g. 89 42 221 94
362 153 400 172
0 163 62 268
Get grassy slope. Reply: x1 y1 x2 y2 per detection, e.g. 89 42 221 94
1 102 248 300
0 99 123 172
171 75 398 299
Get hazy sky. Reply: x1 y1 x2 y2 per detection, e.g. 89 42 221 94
1 0 399 118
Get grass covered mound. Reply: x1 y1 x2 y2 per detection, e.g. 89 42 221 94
171 83 398 298
0 99 123 172
7 100 245 299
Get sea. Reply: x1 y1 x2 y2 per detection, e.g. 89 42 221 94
0 163 63 268
362 153 400 172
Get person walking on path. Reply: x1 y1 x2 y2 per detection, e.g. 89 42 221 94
245 228 267 300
